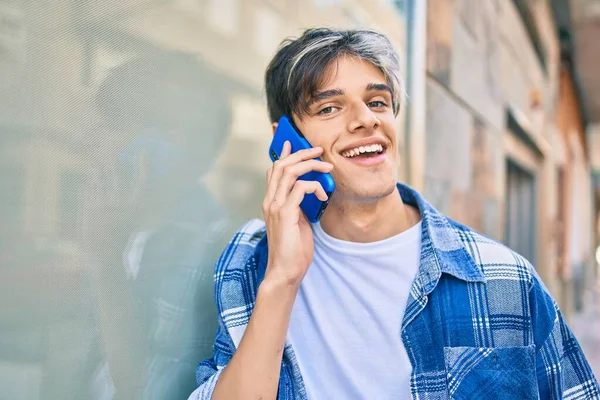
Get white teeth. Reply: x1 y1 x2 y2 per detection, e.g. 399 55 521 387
342 144 385 158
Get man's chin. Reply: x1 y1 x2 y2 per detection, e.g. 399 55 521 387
340 180 398 203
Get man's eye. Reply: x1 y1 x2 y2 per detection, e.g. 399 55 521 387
368 101 387 108
318 106 335 115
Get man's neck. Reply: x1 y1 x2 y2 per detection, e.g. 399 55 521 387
319 189 420 243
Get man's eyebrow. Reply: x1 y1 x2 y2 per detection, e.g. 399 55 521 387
306 88 344 108
366 83 393 94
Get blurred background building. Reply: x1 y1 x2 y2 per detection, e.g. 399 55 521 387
0 0 599 398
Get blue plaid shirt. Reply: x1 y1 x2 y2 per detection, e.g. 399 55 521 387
192 184 599 399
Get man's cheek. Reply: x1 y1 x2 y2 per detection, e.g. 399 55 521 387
329 168 342 182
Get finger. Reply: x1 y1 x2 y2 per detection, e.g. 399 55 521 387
265 146 325 205
285 159 334 176
272 160 333 204
263 171 275 216
280 140 292 159
267 141 290 185
277 146 323 167
283 181 328 212
264 164 280 207
268 146 324 191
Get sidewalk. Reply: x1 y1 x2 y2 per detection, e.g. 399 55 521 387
570 287 600 377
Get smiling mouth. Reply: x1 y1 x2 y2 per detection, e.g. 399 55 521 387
341 143 385 158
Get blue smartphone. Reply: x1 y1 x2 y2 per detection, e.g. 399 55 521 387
269 115 335 223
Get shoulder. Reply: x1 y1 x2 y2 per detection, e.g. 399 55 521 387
446 217 535 290
214 218 267 277
211 219 267 348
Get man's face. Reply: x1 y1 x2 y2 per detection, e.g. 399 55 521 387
293 56 399 204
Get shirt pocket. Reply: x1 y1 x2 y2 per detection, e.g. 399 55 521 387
443 345 538 400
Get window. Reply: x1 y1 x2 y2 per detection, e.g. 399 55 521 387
504 160 537 265
512 0 548 74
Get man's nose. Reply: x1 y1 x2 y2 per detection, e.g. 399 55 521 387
347 102 380 133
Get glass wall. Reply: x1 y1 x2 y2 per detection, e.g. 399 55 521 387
0 0 409 398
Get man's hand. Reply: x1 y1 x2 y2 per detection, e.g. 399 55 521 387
212 141 333 400
262 141 333 288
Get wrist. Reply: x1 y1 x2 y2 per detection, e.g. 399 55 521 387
259 271 301 298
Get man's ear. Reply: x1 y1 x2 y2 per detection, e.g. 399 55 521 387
271 122 278 136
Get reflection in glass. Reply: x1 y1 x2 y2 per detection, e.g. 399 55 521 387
0 1 408 398
93 52 235 399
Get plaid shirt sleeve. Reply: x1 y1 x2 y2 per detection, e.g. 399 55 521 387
530 271 600 399
188 323 235 400
188 219 265 400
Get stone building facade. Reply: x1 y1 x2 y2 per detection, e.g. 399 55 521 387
423 0 595 317
0 0 597 398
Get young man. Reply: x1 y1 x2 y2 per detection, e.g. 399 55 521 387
190 28 599 399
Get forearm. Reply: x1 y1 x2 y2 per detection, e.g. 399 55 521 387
211 278 298 400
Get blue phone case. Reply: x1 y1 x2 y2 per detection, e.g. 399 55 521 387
269 116 335 223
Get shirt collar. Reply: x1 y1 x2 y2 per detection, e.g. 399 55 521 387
397 183 485 289
255 183 486 290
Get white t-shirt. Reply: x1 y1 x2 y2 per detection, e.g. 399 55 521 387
287 220 422 400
